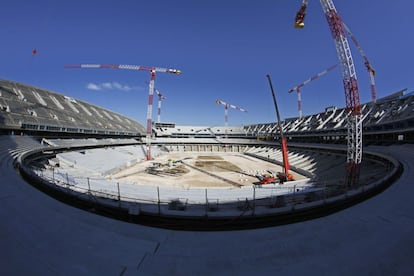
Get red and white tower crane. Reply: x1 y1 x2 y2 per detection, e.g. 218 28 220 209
64 64 181 160
215 99 247 137
295 0 363 187
155 88 166 123
342 22 377 102
146 81 167 123
288 63 338 118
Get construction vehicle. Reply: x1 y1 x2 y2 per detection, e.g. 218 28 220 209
256 172 277 185
256 169 293 185
262 74 294 184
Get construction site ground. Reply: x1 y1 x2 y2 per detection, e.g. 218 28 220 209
108 152 306 189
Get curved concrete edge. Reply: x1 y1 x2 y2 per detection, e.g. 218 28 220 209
17 142 402 230
2 136 414 275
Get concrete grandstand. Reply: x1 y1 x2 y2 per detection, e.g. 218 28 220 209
0 79 145 137
245 88 414 144
1 79 413 274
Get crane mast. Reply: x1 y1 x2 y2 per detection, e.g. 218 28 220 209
288 63 338 118
146 81 167 123
343 22 377 102
295 0 363 187
155 88 166 123
65 64 181 161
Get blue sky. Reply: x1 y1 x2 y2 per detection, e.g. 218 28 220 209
1 0 412 126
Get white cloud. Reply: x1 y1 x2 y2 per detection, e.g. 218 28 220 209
102 82 113 89
86 83 101 91
86 81 140 92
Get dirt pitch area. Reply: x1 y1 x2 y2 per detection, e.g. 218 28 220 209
108 152 306 189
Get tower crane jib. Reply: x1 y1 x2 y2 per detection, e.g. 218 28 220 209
288 63 338 118
215 99 247 137
65 64 181 160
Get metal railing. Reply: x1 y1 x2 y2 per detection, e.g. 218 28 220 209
26 165 388 218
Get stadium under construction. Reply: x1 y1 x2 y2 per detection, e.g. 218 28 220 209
1 76 413 274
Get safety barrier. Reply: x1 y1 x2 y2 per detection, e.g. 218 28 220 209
17 143 402 230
